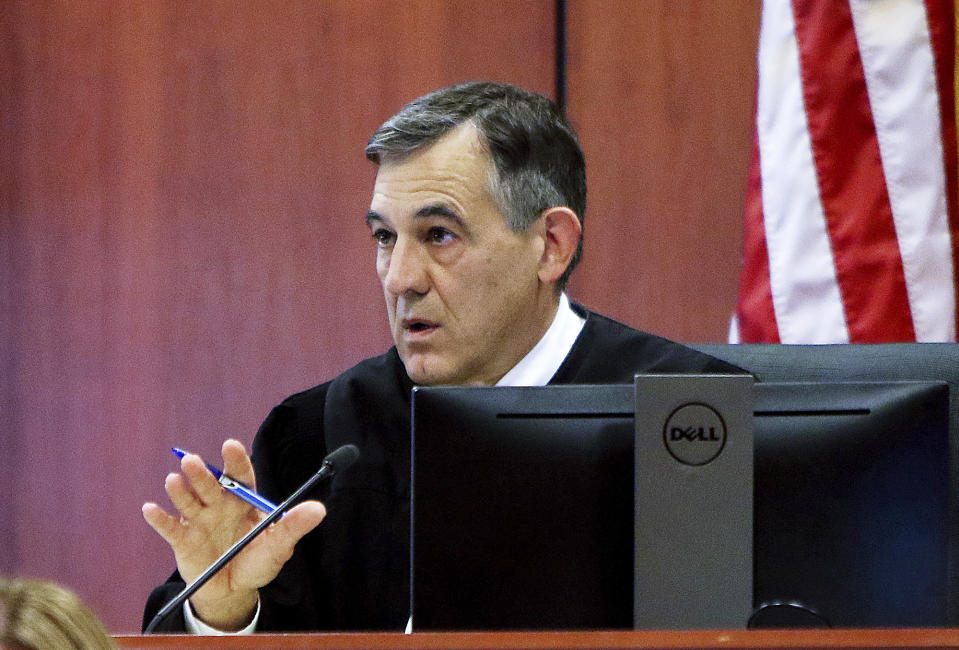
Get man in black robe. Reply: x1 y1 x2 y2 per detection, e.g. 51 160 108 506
142 81 739 633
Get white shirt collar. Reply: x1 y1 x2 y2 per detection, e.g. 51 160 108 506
495 293 586 387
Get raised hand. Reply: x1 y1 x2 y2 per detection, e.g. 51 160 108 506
142 439 326 631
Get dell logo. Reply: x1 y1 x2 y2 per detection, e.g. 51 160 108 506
663 403 727 466
669 426 721 442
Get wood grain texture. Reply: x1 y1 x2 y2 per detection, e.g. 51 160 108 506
2 0 761 633
1 0 553 631
113 628 959 649
566 0 760 341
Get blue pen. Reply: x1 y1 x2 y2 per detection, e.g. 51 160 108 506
171 447 278 515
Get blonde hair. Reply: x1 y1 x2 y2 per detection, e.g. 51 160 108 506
0 577 113 650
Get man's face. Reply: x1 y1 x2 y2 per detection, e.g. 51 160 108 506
366 124 555 386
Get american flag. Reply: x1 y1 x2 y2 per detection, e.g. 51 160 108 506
732 0 958 343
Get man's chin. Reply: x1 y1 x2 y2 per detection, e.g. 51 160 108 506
405 367 452 386
399 353 458 386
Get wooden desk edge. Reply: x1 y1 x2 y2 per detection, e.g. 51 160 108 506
114 628 959 649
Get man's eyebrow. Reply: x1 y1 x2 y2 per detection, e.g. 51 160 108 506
366 204 469 231
415 204 468 230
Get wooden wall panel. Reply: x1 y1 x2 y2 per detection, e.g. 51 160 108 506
1 0 554 631
2 0 763 634
565 0 761 342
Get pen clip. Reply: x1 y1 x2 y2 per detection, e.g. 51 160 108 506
217 475 241 490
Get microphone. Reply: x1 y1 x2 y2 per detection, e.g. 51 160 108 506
144 443 360 634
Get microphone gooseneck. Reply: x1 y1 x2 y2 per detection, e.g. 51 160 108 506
144 443 360 634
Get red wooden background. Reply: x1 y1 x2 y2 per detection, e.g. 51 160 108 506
0 0 760 631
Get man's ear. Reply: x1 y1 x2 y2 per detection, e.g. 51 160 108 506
536 207 582 285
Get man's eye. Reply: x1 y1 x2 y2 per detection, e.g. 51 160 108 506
427 227 456 244
372 229 395 246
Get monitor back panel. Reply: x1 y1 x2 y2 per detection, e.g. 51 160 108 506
411 379 952 630
411 385 635 630
749 381 949 627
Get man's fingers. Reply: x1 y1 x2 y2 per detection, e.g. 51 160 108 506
180 453 229 507
284 500 327 535
165 471 206 519
221 439 256 487
266 501 327 558
142 502 181 545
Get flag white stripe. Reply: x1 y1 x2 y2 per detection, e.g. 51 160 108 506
850 0 956 341
757 0 849 344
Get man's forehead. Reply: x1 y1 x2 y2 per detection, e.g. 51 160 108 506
369 124 498 216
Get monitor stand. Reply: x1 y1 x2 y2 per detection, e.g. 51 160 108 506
633 374 754 629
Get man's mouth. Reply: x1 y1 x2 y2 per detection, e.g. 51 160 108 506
402 318 439 335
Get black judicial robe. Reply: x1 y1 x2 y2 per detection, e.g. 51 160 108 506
143 307 741 632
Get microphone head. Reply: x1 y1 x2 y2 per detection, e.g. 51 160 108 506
325 444 360 474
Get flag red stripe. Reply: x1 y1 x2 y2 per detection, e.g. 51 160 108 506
923 0 959 338
791 0 916 342
735 134 780 343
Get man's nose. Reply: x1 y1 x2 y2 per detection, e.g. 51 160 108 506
383 239 430 296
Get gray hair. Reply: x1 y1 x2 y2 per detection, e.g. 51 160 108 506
366 81 586 290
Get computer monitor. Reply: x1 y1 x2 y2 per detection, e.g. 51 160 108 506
690 343 959 627
411 384 635 630
410 344 958 629
746 380 949 627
